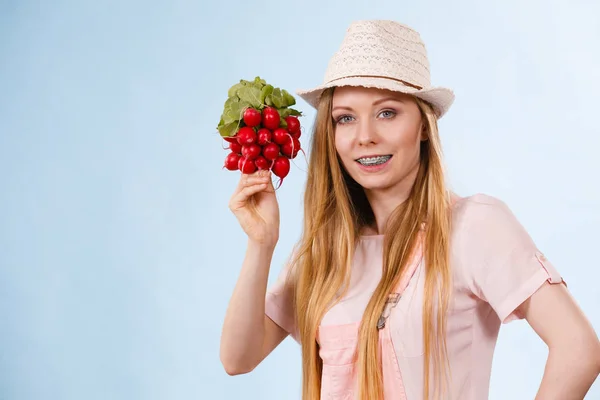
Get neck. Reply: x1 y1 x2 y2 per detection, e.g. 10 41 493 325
363 162 420 235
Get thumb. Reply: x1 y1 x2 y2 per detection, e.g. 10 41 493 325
264 171 276 193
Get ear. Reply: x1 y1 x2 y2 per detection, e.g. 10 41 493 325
420 123 429 141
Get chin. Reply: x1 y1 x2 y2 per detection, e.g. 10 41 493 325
354 176 395 192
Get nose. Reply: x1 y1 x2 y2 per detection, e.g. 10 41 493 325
356 118 376 146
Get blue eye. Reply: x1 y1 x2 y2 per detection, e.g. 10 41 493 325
379 110 396 119
336 115 354 124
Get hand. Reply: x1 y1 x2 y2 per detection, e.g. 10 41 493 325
228 170 280 247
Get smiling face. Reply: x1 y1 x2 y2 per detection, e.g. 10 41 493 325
331 86 426 195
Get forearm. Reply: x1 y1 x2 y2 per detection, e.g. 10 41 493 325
220 239 276 372
535 347 600 399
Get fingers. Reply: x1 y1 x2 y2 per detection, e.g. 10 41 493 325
229 182 268 211
234 170 270 191
229 170 273 211
244 173 272 187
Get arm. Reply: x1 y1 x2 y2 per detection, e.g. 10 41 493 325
519 282 600 399
220 239 289 375
220 171 289 375
456 195 600 397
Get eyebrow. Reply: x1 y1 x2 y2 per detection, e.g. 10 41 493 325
331 97 404 113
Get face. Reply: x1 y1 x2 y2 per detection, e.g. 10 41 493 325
331 86 426 194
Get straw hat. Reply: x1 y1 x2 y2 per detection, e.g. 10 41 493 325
296 20 455 118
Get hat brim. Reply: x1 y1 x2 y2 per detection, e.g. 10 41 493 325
296 76 455 119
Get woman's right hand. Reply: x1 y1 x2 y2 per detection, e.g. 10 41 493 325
228 170 280 247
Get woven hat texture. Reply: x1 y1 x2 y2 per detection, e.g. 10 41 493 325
296 20 455 118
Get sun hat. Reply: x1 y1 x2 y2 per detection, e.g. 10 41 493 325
296 20 455 118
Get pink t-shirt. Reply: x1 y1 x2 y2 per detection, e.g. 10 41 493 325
265 193 566 399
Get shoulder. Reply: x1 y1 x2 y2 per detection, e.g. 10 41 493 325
450 192 535 258
452 192 510 217
451 192 520 235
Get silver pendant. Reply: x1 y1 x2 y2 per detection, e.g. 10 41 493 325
377 293 401 330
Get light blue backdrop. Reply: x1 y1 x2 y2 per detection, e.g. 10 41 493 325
1 0 598 399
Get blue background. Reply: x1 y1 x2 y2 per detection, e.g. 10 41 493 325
1 0 599 399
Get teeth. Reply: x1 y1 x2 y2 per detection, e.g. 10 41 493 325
357 155 391 166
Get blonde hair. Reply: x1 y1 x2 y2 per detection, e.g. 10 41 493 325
287 87 453 400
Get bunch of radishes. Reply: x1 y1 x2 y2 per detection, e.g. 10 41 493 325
217 77 303 186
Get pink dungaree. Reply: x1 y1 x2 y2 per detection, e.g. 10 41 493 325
317 230 424 399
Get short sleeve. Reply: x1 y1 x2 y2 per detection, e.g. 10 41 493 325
265 252 299 342
457 194 566 324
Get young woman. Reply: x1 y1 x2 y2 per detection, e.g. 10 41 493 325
219 20 600 399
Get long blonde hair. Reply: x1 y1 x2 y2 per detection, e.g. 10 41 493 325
287 87 453 400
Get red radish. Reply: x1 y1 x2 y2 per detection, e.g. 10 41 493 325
255 156 270 170
273 128 292 145
218 78 303 187
242 143 261 160
229 141 242 154
262 142 280 161
282 137 301 159
237 127 256 145
243 108 261 127
257 128 272 146
224 152 240 171
262 107 280 130
238 156 257 174
285 116 301 136
272 156 290 179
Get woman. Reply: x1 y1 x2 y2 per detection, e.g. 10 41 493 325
219 20 600 399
